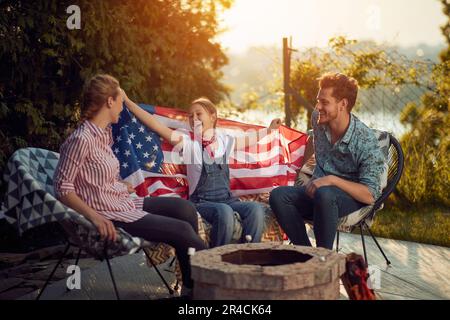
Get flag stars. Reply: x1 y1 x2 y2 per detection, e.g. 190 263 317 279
132 117 137 123
153 145 159 151
116 136 122 142
145 136 152 142
127 138 132 145
143 152 150 158
124 150 131 157
114 148 119 154
129 133 136 140
139 126 145 133
136 142 143 149
146 161 156 169
122 162 128 168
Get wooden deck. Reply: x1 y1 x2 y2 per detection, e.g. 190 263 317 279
334 231 450 300
17 231 450 300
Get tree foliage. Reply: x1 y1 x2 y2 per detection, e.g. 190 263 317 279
289 36 433 128
397 0 450 207
0 0 231 192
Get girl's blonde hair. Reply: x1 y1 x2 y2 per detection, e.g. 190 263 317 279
191 97 218 127
81 74 120 121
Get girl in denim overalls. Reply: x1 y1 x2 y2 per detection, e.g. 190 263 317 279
126 96 281 247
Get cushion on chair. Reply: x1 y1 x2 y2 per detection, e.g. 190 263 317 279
2 147 167 260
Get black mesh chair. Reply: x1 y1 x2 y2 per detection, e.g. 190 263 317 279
335 133 404 266
2 147 176 300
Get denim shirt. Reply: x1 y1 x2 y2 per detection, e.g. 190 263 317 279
311 110 385 200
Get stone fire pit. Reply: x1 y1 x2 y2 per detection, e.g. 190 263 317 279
191 242 346 300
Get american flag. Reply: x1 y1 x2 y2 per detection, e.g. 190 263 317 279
112 104 308 199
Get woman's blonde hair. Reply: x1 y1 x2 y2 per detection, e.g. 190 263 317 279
81 74 120 121
191 97 218 127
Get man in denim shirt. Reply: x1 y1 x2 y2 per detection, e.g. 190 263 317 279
270 73 385 249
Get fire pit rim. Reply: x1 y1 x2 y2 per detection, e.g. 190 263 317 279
191 243 346 291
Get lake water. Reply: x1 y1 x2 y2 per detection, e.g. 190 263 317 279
224 108 407 138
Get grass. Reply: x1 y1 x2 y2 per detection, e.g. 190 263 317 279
368 205 450 248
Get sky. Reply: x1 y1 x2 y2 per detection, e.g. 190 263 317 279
216 0 448 54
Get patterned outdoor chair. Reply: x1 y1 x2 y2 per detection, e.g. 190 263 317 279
1 147 178 300
296 131 404 266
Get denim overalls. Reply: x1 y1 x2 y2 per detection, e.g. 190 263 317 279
190 147 265 247
190 152 236 204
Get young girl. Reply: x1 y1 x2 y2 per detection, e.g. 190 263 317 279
53 74 206 294
123 94 281 247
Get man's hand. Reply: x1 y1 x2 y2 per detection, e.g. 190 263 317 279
90 213 117 242
305 175 335 198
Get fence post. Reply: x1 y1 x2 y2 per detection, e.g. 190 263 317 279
283 37 292 128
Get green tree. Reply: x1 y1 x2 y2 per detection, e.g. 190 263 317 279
289 36 431 129
0 0 232 192
439 0 450 61
397 0 450 207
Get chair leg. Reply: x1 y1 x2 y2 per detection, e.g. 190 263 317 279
104 246 120 300
36 243 71 300
359 225 368 267
167 256 180 291
143 249 174 295
336 230 340 252
364 222 391 266
169 256 176 268
74 248 82 266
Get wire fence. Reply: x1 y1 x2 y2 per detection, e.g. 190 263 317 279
222 40 438 138
296 43 436 137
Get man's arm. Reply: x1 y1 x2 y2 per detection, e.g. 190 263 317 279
305 175 375 205
330 176 374 204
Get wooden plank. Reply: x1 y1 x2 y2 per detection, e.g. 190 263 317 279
0 245 68 268
332 231 450 300
0 278 23 293
20 253 177 300
10 231 450 300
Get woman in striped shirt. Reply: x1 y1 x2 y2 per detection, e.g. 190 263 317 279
54 74 206 294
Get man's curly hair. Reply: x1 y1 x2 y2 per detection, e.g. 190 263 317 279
318 73 359 111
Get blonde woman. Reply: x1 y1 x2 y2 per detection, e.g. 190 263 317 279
53 74 206 294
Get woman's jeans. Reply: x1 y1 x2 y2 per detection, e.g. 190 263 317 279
269 185 365 249
195 199 265 247
113 197 207 288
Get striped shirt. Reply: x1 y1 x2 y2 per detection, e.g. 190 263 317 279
54 120 146 222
